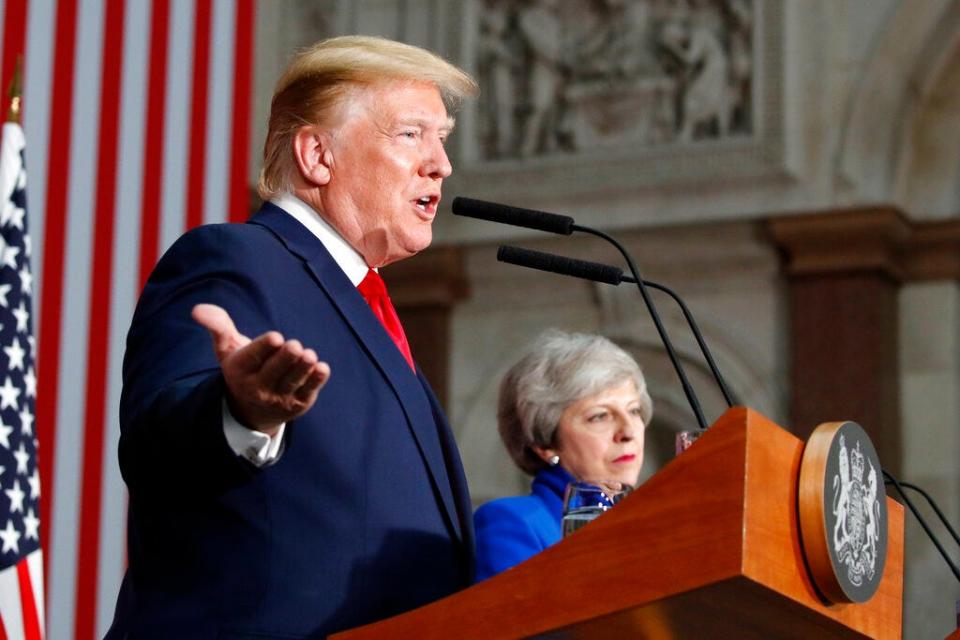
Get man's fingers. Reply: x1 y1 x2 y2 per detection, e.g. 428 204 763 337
192 304 251 358
265 344 319 394
258 343 330 400
292 361 331 403
258 340 306 390
228 331 285 374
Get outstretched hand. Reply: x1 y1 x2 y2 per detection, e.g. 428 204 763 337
191 304 330 435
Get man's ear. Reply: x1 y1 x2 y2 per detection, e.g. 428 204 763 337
292 126 333 187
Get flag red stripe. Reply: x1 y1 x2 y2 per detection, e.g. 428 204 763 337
138 0 172 289
185 0 212 230
227 0 255 223
17 560 42 640
0 0 28 116
36 0 80 597
73 0 126 637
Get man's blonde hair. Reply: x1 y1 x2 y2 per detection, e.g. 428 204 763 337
258 35 478 200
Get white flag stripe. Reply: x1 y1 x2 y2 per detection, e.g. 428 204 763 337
159 0 196 253
0 121 21 199
21 0 55 332
0 560 25 640
94 0 152 633
47 0 106 636
27 550 43 636
204 0 235 226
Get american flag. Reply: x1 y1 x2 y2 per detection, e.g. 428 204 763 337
0 120 43 640
0 0 257 638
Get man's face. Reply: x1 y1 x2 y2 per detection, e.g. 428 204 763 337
321 81 454 267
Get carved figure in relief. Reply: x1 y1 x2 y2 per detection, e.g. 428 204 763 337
473 0 755 159
726 0 753 130
479 0 520 158
661 16 731 141
517 0 565 157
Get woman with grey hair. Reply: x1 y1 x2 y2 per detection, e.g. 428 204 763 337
474 329 653 581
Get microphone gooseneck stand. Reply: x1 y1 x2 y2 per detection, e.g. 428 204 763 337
883 469 960 583
571 223 708 430
496 245 736 409
453 197 709 430
893 480 960 548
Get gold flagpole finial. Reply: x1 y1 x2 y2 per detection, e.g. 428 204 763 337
7 56 23 124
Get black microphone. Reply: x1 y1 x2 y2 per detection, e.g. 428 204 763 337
497 245 736 408
457 196 708 430
452 197 575 235
496 245 623 285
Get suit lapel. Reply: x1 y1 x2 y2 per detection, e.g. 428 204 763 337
419 371 476 576
248 204 463 543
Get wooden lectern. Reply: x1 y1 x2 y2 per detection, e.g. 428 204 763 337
333 408 904 639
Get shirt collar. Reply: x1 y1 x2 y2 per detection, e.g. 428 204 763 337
270 192 371 286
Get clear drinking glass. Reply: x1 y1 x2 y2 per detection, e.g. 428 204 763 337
561 480 632 537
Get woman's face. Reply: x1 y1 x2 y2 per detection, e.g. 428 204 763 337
543 378 646 487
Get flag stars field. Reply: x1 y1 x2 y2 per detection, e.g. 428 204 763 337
18 266 31 295
20 406 34 435
0 422 11 449
5 338 25 371
5 480 24 514
13 445 29 476
0 519 20 554
0 377 20 411
27 471 39 500
12 302 28 332
23 509 38 541
0 117 43 636
23 367 36 397
1 244 18 270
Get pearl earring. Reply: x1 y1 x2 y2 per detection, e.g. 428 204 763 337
548 455 560 466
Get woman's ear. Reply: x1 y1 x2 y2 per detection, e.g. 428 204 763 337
292 126 333 186
531 445 558 464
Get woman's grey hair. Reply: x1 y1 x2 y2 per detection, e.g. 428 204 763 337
258 35 478 200
498 329 653 475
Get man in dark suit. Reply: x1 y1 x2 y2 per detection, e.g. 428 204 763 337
107 36 478 638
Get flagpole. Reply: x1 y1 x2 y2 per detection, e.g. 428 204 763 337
7 57 22 124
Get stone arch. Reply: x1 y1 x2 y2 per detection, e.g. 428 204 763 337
891 5 960 218
837 1 960 212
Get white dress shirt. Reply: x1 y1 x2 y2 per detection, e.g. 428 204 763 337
222 193 370 466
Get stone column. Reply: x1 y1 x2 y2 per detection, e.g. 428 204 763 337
768 207 960 474
768 208 909 471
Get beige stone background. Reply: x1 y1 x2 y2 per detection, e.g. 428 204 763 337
255 2 960 637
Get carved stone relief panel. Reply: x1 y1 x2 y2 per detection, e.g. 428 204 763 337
442 0 781 206
475 0 755 160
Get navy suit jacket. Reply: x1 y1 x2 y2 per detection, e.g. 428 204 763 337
473 465 572 582
107 204 474 639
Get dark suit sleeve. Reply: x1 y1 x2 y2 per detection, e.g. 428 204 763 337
118 225 278 496
473 498 546 582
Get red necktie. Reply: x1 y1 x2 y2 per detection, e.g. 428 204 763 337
357 269 415 371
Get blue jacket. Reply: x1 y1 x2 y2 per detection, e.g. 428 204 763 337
473 465 573 582
107 204 474 639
